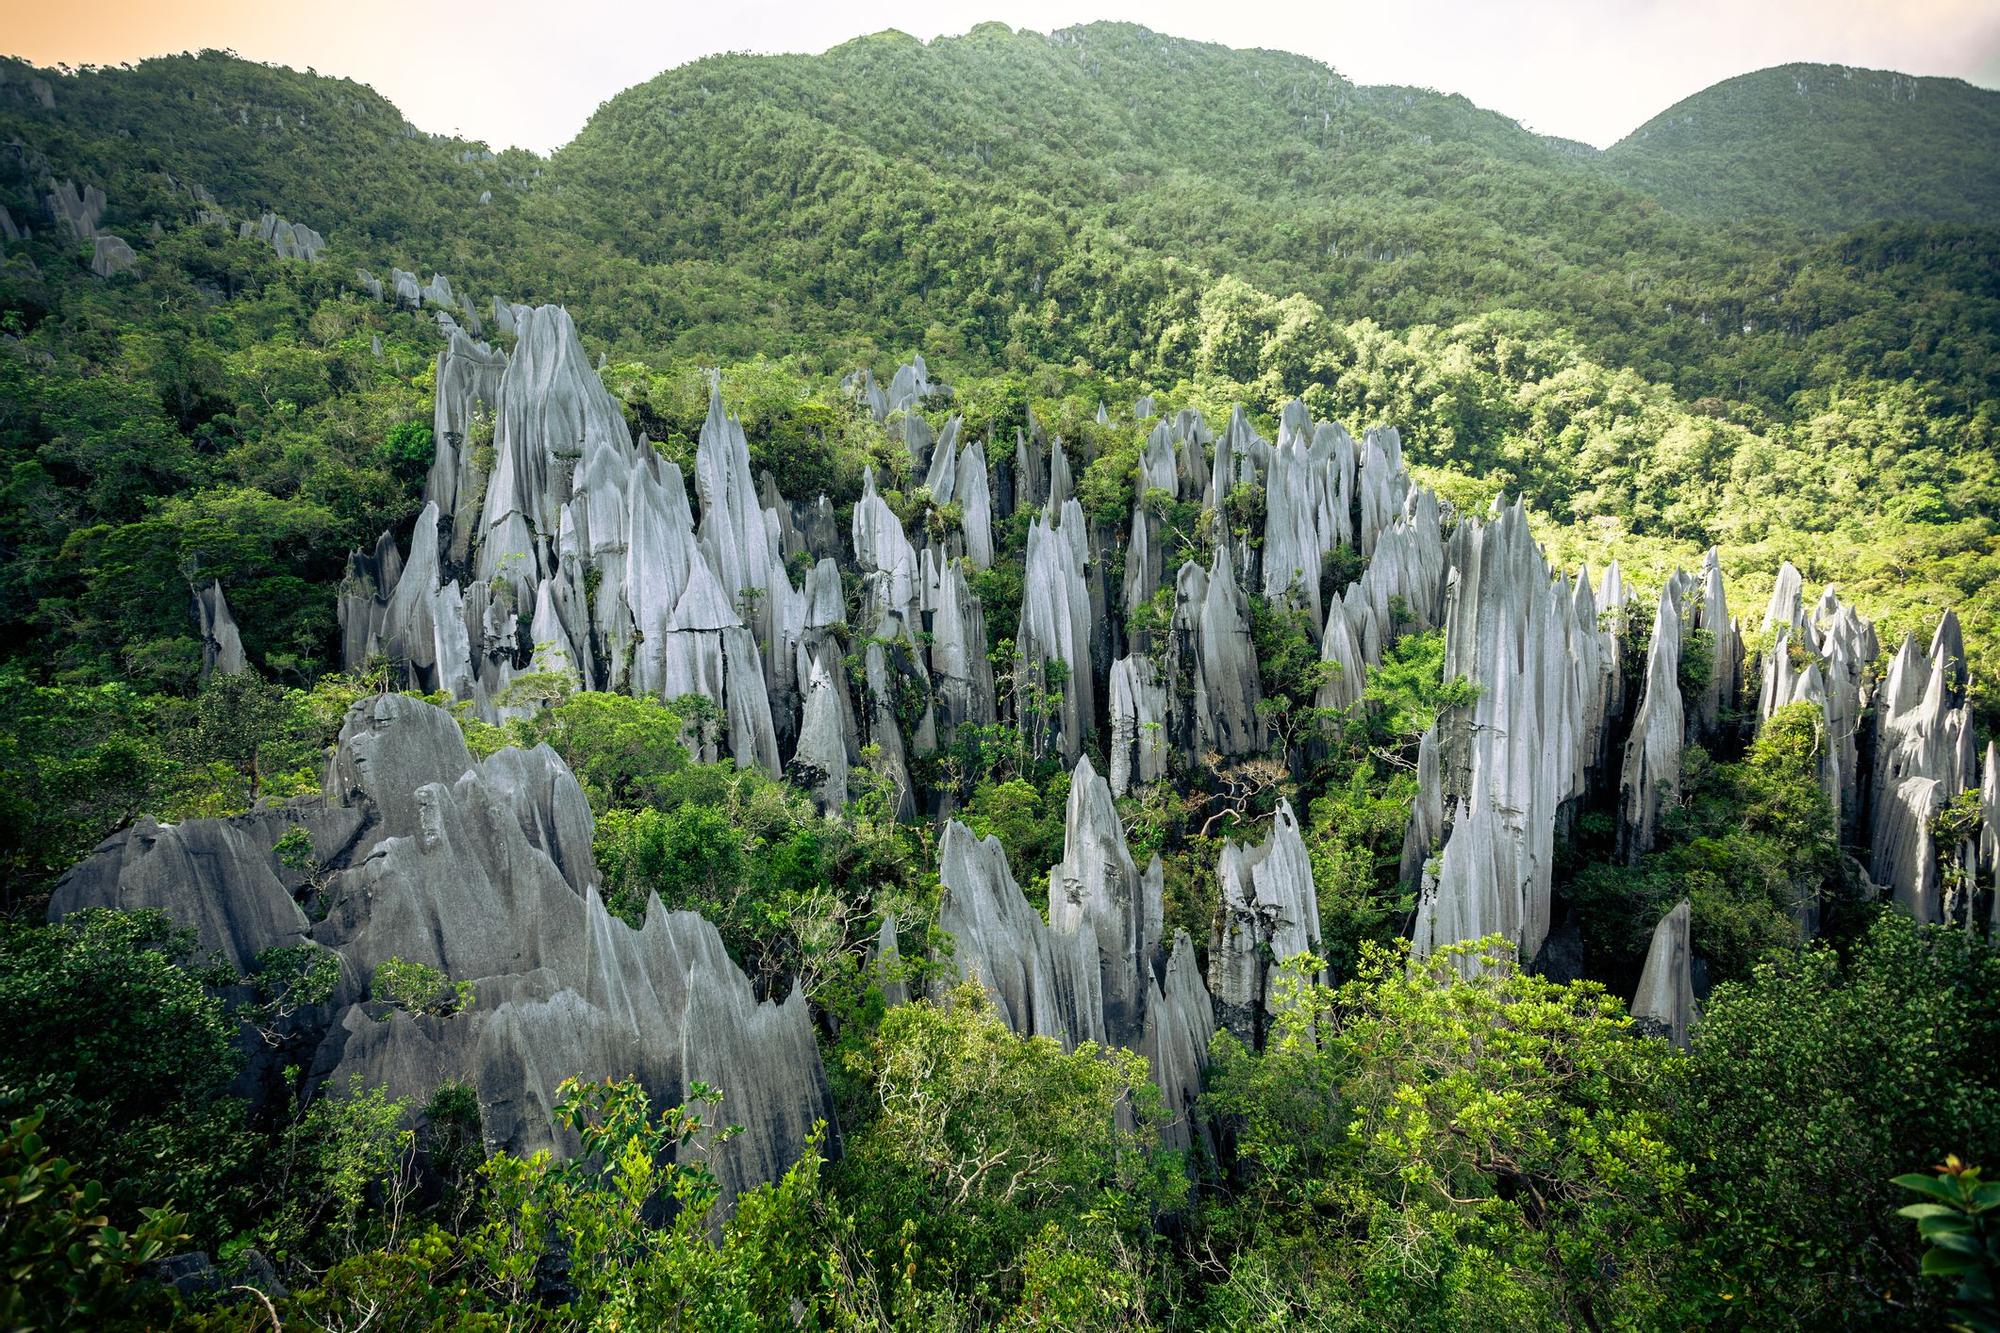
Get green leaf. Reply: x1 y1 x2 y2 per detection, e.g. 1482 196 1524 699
1922 1249 1982 1276
1901 1203 1960 1219
1894 1173 1964 1203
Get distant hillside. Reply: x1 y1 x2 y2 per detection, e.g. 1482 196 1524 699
1 30 1994 418
1603 63 2000 229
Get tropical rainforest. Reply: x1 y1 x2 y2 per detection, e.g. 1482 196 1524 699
0 20 1996 1332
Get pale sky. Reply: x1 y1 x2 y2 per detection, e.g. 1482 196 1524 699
7 0 1998 154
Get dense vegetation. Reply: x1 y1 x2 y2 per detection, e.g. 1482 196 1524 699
1600 63 2000 229
0 20 1996 1331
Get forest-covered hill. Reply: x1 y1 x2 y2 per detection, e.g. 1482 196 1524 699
1 21 1998 1332
1602 62 2000 229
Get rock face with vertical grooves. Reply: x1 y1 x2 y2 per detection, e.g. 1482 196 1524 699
936 767 1219 1156
1413 501 1605 969
1164 552 1267 762
1867 618 1979 923
937 819 1103 1045
50 695 832 1211
1981 743 2000 934
1619 584 1686 861
1207 801 1321 1046
790 650 849 813
1048 758 1155 1045
1630 900 1695 1047
1686 549 1738 745
1016 500 1096 764
239 212 326 262
194 580 248 677
1107 654 1168 796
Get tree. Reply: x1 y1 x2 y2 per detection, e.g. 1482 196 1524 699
1671 911 2000 1326
0 910 252 1245
0 1109 188 1332
836 981 1184 1319
1201 941 1686 1329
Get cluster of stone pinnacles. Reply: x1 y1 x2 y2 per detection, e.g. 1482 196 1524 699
82 293 1995 1211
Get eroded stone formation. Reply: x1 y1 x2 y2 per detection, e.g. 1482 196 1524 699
938 756 1216 1154
52 695 831 1207
141 286 1995 1183
1207 801 1322 1046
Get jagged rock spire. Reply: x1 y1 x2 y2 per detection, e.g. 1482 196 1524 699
1208 801 1321 1046
53 695 832 1211
1631 900 1695 1047
1620 583 1686 861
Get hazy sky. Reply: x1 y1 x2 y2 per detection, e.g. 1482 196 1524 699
9 0 1999 154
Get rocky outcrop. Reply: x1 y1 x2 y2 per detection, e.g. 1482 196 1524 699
937 764 1219 1154
46 179 104 242
1207 801 1321 1046
1414 501 1606 968
1868 618 1979 923
1048 758 1157 1045
90 234 137 277
52 695 832 1210
1686 549 1738 745
239 213 326 263
194 580 248 677
927 558 996 740
1107 654 1168 796
938 819 1103 1045
1630 900 1695 1047
1619 584 1685 860
852 468 919 628
1143 930 1217 1157
790 650 849 813
1016 500 1096 764
1165 553 1266 761
1982 743 1999 934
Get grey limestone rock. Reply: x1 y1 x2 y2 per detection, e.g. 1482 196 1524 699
790 650 849 814
1356 426 1408 559
1207 800 1321 1046
1048 757 1155 1046
1142 931 1216 1157
927 559 996 739
57 693 837 1209
1630 900 1695 1047
194 579 248 677
1016 500 1096 764
49 808 347 973
426 328 507 564
90 234 136 277
1165 550 1266 762
1686 549 1739 745
1873 775 1947 923
1982 743 1999 932
1868 617 1979 920
1399 726 1444 888
45 179 104 242
240 213 326 262
694 386 801 704
956 439 994 568
1315 600 1367 714
1619 584 1685 861
852 468 919 627
1419 500 1603 967
938 820 1102 1045
887 353 937 416
1107 654 1167 796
